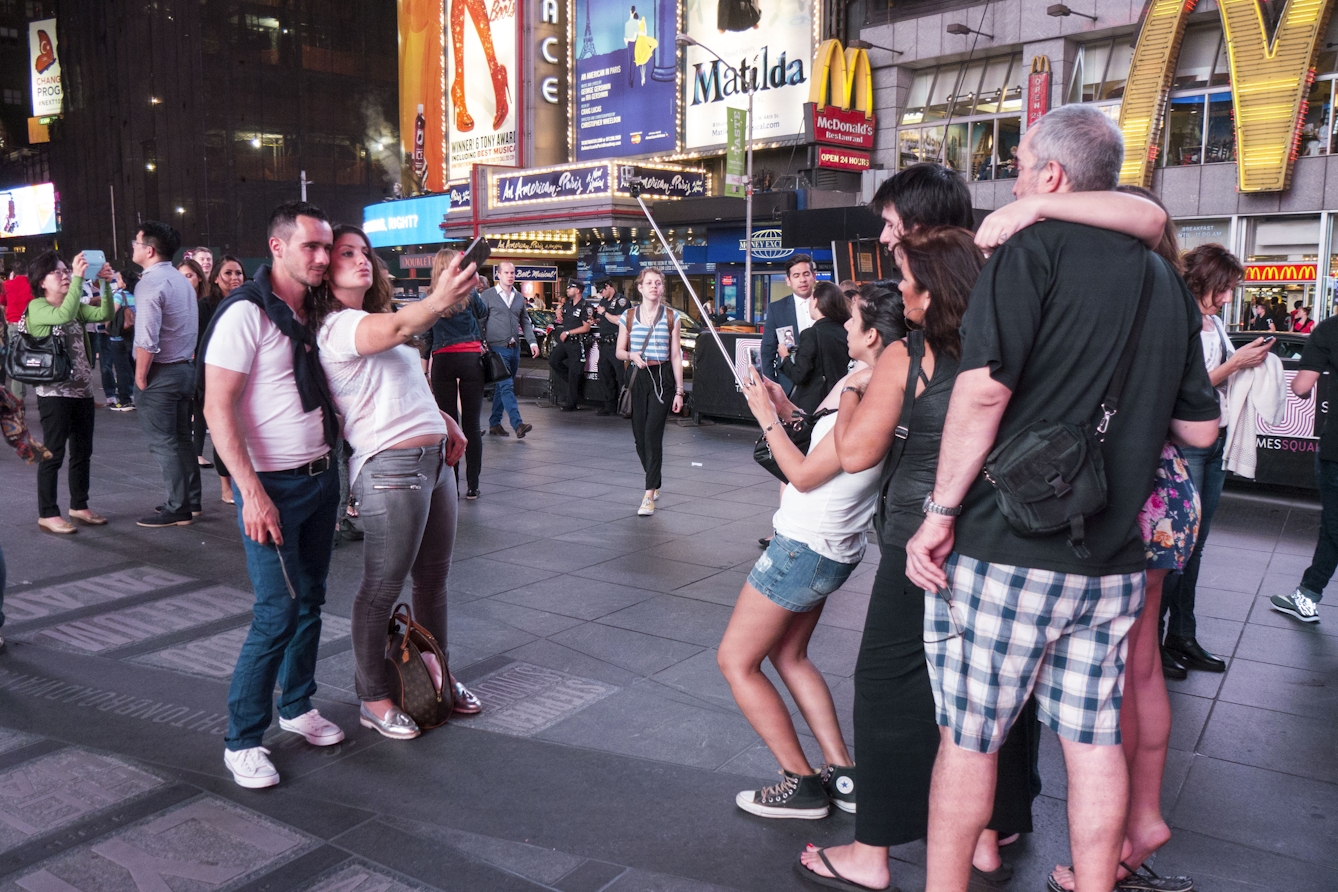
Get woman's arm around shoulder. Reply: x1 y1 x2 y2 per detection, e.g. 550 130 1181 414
976 191 1168 251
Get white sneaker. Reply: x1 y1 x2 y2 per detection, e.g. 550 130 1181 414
224 746 279 789
637 496 655 516
278 708 345 745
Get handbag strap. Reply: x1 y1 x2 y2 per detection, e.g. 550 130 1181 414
1096 254 1156 441
875 331 924 530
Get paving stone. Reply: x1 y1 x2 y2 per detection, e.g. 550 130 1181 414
1 568 195 626
596 594 733 648
379 817 585 886
16 587 254 655
548 622 704 677
2 796 311 892
0 730 40 759
571 554 720 595
0 750 164 853
1218 657 1338 721
493 577 661 621
296 859 437 892
129 616 352 679
462 662 618 737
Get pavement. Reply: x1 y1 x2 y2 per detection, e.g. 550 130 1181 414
0 390 1334 892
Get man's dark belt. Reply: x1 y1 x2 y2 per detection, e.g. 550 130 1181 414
153 359 192 366
269 453 332 476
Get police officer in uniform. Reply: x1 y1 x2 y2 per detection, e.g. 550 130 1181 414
592 276 630 416
548 278 593 411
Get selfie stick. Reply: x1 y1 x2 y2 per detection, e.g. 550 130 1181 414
631 186 749 391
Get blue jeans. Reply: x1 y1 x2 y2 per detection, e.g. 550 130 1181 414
1163 430 1226 638
99 334 132 402
225 462 340 750
488 344 523 429
1299 457 1338 602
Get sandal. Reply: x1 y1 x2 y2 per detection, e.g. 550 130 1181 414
793 850 894 891
971 862 1013 885
1117 862 1193 892
452 679 482 714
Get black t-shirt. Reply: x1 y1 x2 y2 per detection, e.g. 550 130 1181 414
558 299 591 333
1298 316 1338 461
596 293 630 338
954 222 1219 576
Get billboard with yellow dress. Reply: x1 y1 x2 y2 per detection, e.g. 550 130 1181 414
398 0 446 193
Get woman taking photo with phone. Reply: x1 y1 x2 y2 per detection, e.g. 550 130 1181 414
720 286 902 821
309 224 480 740
21 250 114 534
616 268 684 516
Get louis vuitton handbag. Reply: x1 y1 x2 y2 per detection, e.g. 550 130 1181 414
384 604 454 729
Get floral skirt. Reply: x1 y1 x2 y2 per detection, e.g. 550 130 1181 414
1139 442 1201 571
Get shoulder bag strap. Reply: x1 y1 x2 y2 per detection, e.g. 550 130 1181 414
874 331 925 538
1096 254 1156 441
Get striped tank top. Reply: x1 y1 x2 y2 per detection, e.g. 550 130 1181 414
626 304 675 361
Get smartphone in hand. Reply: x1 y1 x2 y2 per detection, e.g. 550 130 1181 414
83 250 106 273
461 236 491 271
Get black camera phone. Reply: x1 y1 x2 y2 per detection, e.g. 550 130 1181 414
461 235 492 271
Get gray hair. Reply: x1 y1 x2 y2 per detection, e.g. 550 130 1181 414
1026 105 1124 192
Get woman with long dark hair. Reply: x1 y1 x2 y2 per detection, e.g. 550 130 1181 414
200 256 245 503
778 280 852 414
309 224 481 739
426 248 490 500
22 250 114 534
802 228 1036 890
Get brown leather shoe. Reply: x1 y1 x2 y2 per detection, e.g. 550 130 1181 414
515 422 533 439
38 517 77 534
488 424 508 436
69 508 108 525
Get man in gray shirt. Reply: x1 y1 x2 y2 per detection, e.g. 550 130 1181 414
132 221 201 527
481 261 538 438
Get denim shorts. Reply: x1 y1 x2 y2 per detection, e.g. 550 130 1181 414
746 533 857 613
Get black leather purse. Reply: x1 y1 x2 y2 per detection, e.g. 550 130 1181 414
753 407 836 484
4 315 71 386
480 347 511 383
982 255 1155 558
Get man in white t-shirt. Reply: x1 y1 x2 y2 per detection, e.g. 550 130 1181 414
202 201 345 790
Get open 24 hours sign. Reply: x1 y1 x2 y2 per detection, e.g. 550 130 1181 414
815 146 871 171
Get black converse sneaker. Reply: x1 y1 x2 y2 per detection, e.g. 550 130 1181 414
821 764 856 814
735 770 830 819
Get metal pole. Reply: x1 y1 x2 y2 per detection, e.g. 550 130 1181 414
109 184 118 260
634 192 748 391
744 84 753 322
300 169 308 202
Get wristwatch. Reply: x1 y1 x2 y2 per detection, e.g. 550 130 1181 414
922 495 962 517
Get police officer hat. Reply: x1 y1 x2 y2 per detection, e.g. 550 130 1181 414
594 276 612 290
565 277 584 292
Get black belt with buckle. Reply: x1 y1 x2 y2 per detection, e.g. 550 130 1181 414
274 453 332 476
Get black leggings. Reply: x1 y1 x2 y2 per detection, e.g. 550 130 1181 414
630 362 672 491
854 545 1037 846
430 351 485 491
37 395 95 518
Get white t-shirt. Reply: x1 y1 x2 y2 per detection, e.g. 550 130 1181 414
794 293 814 334
317 309 447 485
205 301 329 472
771 413 880 564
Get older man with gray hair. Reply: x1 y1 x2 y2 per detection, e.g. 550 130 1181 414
904 104 1221 892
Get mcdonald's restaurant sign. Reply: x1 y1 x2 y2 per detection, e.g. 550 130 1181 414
1245 263 1318 283
805 39 876 151
1119 0 1334 193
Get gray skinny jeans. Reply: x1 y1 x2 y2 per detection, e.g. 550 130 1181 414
350 441 456 701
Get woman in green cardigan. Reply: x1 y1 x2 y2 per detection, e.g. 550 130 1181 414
21 250 113 534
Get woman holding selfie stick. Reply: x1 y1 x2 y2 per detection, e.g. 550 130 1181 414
309 224 480 740
616 268 683 517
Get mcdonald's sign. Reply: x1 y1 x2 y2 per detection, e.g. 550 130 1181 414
1119 0 1334 193
805 39 876 151
1245 263 1319 283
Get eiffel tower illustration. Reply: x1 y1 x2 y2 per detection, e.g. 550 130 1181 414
579 0 596 60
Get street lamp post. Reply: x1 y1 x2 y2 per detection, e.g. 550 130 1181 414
676 34 753 318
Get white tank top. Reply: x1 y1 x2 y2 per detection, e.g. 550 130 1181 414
771 412 880 564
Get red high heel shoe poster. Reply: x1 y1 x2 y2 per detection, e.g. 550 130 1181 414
446 0 520 168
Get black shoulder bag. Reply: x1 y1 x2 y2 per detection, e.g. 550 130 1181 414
873 331 925 542
476 296 512 384
982 255 1155 559
4 312 71 386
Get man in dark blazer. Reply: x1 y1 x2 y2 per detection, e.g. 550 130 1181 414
759 254 817 395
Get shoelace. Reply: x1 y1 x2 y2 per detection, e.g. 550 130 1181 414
759 772 799 804
235 746 272 771
1295 591 1318 615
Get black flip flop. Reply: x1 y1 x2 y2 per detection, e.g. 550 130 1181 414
793 850 895 891
1116 862 1193 892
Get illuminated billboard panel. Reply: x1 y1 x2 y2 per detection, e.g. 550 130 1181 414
0 183 58 238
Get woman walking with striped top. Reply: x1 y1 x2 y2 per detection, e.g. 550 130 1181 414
615 268 683 517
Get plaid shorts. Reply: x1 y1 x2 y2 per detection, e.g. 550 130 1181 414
923 553 1144 754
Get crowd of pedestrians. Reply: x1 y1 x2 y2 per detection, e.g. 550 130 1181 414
1 99 1335 892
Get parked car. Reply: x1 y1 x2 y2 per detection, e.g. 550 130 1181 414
527 309 556 358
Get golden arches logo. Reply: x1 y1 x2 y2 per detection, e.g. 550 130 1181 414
809 39 873 119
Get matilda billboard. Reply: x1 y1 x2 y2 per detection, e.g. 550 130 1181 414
574 0 679 160
446 0 519 167
682 0 813 150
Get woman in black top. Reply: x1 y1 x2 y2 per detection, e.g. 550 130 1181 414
801 228 1036 890
778 281 851 414
200 256 245 504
